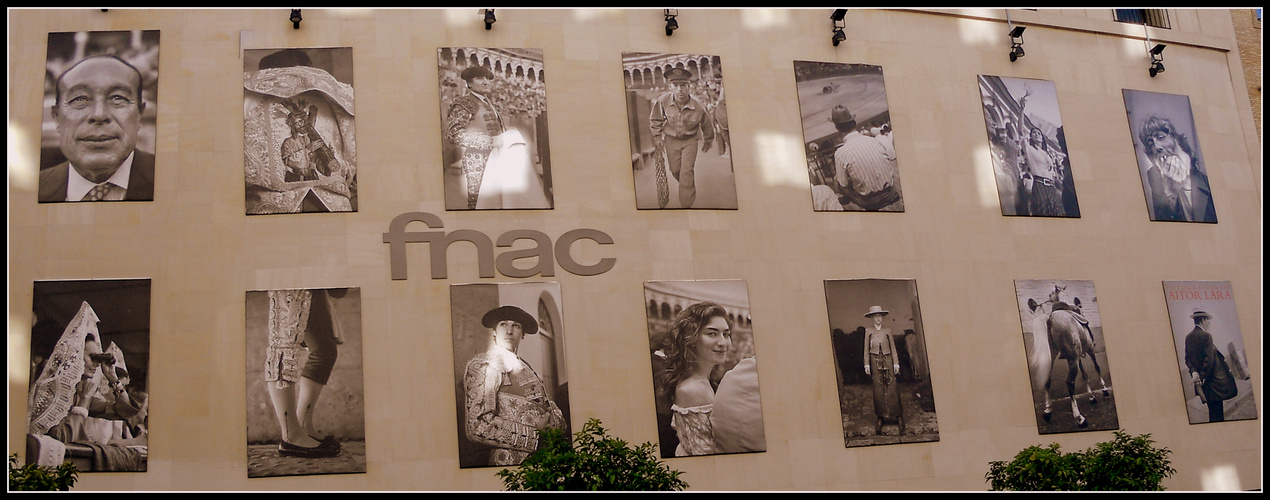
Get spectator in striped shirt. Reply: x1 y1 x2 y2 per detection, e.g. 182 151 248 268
828 105 904 211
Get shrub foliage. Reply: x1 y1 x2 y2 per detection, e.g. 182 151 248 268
985 430 1176 491
496 418 688 491
9 454 79 491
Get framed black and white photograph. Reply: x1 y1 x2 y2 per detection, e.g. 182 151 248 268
245 287 366 478
438 47 553 210
244 47 357 215
1123 90 1217 223
1162 281 1256 424
39 30 159 203
823 279 937 447
623 52 737 210
1014 279 1117 434
644 280 764 458
451 282 571 468
978 75 1080 217
793 61 904 212
26 279 151 472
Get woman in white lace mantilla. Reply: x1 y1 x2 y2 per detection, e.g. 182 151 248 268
658 302 733 457
27 302 147 471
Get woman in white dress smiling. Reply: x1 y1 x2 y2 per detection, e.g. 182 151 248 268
657 302 733 457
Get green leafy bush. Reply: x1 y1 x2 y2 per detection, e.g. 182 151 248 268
496 418 688 491
9 454 79 491
985 430 1176 491
1080 430 1177 490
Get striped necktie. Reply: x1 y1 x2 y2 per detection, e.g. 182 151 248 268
82 183 113 201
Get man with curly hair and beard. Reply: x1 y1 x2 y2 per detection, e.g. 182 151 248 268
1138 115 1216 222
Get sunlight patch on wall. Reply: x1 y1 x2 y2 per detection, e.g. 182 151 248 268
9 315 32 385
9 121 36 191
972 143 1001 209
329 9 374 19
443 8 482 26
740 9 791 30
754 131 808 188
1200 464 1241 491
956 13 1005 47
1118 35 1156 66
570 9 622 22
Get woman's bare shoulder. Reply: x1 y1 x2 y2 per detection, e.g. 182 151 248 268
674 377 714 407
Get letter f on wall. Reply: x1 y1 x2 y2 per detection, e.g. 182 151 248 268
383 212 445 280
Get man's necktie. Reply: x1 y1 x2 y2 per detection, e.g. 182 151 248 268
82 183 112 201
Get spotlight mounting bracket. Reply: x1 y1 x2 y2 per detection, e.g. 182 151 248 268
483 8 496 30
1008 25 1026 62
664 9 679 36
830 9 847 47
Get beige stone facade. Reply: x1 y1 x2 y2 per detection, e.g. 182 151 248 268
7 8 1261 491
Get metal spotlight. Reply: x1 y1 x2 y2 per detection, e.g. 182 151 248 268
831 9 847 47
1149 43 1166 77
1008 25 1026 62
290 9 302 30
483 8 496 30
664 9 679 36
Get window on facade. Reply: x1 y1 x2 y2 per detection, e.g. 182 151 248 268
1115 9 1170 29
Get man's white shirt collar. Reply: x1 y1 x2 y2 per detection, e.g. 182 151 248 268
66 152 134 201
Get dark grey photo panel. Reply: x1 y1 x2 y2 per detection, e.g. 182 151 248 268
245 287 367 477
794 61 904 212
40 30 159 203
1013 279 1118 434
1162 281 1256 424
1123 89 1217 223
244 47 358 215
451 282 571 468
438 47 553 210
644 279 765 458
824 278 938 447
623 52 737 210
978 75 1080 217
28 279 151 472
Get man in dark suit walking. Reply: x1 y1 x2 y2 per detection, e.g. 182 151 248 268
1184 308 1238 422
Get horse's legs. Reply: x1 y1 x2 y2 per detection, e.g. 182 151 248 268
1082 328 1112 399
1066 358 1087 427
1077 355 1097 405
1041 351 1058 421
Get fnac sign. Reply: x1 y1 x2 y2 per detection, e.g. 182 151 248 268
383 212 616 280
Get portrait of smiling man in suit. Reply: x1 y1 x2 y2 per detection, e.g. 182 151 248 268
39 31 159 203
